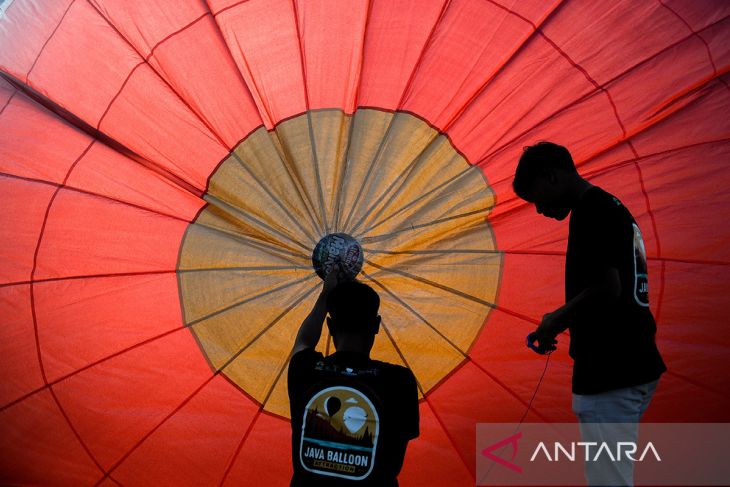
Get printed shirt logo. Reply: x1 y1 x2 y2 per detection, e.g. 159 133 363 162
633 223 650 307
300 386 379 480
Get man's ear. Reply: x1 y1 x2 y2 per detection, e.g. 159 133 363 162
546 168 558 185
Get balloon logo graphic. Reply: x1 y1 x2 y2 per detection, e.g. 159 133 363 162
1 1 729 486
343 406 368 434
324 396 341 417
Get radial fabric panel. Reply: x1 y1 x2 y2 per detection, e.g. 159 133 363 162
1 0 729 486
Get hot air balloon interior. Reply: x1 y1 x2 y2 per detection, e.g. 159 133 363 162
1 0 729 485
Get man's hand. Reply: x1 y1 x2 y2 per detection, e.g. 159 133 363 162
291 263 343 356
527 312 559 354
322 263 341 295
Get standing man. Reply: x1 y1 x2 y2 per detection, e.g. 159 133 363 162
513 142 666 486
288 267 419 486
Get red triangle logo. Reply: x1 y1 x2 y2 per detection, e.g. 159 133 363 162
481 431 523 474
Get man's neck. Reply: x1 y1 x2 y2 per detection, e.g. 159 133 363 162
567 176 594 209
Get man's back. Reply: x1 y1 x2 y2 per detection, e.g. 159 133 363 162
288 349 419 487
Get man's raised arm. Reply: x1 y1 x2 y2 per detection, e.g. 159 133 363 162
291 266 340 355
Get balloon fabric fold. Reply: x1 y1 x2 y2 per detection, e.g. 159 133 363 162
1 0 729 485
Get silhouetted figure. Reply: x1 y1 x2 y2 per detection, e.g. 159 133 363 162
514 142 666 487
288 268 419 486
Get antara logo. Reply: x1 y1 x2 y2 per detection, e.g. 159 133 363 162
481 433 661 473
529 441 661 463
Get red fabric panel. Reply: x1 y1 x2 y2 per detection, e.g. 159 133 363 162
401 0 537 129
146 16 263 147
51 331 212 470
211 0 307 127
0 391 102 485
34 273 183 382
90 0 262 147
0 177 55 284
542 0 690 86
34 188 187 280
494 253 565 322
652 260 730 421
87 0 207 53
357 0 445 110
634 144 730 263
113 375 259 486
0 93 89 184
221 412 293 486
629 74 730 162
0 78 13 108
470 309 575 423
399 402 474 486
295 0 368 112
467 86 626 171
25 1 228 190
660 0 730 32
447 34 597 164
65 141 204 223
494 0 561 24
427 360 530 475
0 0 72 80
0 285 44 406
702 16 730 68
27 0 142 125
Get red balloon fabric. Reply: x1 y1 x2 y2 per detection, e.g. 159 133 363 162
1 0 729 486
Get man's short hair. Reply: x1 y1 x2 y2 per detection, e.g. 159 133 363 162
326 280 380 334
513 142 576 201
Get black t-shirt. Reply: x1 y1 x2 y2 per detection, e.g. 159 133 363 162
566 186 666 394
288 349 419 487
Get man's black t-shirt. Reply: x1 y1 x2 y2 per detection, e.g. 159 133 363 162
566 186 666 394
288 349 419 487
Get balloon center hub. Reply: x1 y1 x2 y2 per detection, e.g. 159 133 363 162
312 233 364 280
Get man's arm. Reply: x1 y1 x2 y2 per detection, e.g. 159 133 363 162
534 267 621 347
291 266 339 356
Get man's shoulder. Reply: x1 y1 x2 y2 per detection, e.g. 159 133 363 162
369 359 417 383
577 186 633 224
289 348 324 370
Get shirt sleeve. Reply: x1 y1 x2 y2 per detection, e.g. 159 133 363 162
287 348 323 401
